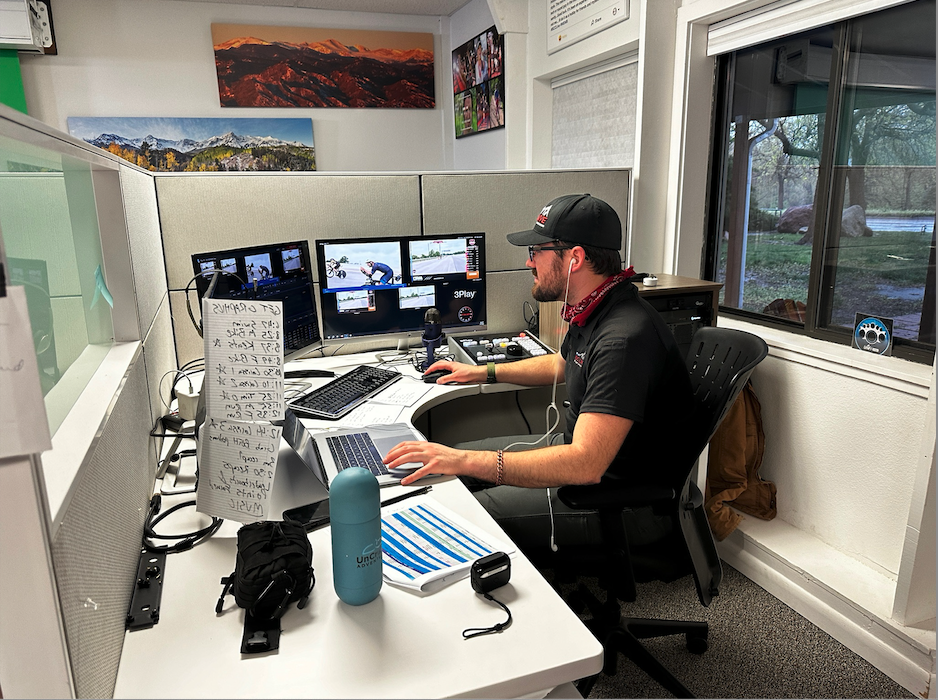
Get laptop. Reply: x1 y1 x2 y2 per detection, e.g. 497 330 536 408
277 408 425 489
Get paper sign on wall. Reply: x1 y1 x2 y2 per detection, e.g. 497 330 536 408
548 0 628 54
0 286 52 459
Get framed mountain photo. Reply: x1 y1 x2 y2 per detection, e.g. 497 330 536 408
212 24 435 108
67 117 315 172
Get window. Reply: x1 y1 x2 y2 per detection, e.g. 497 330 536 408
706 0 935 362
0 128 115 433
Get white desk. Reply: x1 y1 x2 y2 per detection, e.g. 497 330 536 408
113 349 602 699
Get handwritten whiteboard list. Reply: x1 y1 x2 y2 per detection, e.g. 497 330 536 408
196 418 282 522
202 298 285 423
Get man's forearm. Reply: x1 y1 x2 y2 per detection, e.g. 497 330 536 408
490 353 563 386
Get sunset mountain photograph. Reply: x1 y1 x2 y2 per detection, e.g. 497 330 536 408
211 24 435 109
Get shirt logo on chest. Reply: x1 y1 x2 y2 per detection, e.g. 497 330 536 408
573 351 586 368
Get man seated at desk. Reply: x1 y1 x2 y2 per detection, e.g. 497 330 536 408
384 194 694 557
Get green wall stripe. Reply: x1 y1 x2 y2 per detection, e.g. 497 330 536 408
0 49 28 113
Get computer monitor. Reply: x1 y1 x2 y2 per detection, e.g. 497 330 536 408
315 232 486 344
190 240 322 360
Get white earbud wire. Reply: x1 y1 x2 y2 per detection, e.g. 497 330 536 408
502 253 576 554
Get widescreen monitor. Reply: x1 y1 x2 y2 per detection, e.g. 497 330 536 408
316 232 486 343
191 240 321 359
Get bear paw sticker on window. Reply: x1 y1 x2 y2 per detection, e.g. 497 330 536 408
853 315 893 356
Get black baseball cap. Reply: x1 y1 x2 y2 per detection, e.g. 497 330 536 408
507 194 621 250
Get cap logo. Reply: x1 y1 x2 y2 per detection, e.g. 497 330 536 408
534 204 552 229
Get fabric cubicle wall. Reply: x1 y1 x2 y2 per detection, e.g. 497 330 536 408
156 168 630 367
157 174 423 366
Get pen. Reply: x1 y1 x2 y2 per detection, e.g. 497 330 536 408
381 485 432 508
291 486 433 533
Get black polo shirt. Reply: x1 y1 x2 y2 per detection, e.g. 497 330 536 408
560 280 694 487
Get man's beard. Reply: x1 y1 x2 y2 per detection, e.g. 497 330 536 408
531 258 566 302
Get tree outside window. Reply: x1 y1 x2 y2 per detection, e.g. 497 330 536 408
707 0 935 362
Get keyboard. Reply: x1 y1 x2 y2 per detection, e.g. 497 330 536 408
288 364 402 420
324 432 389 477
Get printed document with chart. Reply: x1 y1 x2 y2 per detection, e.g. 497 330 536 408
380 495 515 593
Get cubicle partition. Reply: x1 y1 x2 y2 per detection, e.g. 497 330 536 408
158 173 423 365
157 168 630 366
0 106 175 699
3 111 629 700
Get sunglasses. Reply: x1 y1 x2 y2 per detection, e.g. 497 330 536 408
527 245 573 262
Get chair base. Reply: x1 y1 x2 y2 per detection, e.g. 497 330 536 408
570 583 708 699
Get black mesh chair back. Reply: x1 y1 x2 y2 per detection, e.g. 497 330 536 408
681 327 769 467
679 327 768 608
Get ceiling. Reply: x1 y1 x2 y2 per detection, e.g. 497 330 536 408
168 0 475 15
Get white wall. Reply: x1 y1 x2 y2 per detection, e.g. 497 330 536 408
520 0 680 274
524 0 640 173
18 0 448 172
750 331 929 577
503 6 934 690
652 0 935 689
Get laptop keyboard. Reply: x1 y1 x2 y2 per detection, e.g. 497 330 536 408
325 432 389 477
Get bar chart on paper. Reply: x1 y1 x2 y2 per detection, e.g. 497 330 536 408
380 496 514 593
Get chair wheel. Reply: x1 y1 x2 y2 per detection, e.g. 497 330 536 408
686 633 708 654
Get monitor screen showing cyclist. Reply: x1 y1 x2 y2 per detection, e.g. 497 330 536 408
190 240 321 359
316 233 487 343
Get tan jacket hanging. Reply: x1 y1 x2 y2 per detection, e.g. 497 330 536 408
704 380 777 540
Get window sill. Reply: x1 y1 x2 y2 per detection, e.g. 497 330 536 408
717 316 933 398
41 341 142 534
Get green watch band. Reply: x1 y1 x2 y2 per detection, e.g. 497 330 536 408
486 361 497 384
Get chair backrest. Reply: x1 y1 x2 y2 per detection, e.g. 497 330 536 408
681 327 769 467
680 327 768 607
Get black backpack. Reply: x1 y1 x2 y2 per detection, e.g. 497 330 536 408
216 520 315 620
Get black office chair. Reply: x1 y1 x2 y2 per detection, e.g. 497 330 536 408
557 326 769 698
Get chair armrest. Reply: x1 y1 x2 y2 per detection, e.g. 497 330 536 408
557 481 677 510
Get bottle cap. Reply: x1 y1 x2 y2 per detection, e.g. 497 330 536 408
329 467 380 525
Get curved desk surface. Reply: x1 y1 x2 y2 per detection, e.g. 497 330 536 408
114 349 602 699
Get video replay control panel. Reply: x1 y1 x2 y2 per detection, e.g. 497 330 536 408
449 331 554 365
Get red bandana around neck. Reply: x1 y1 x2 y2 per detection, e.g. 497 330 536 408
561 267 635 327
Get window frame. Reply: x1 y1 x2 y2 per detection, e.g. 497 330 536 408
703 10 936 365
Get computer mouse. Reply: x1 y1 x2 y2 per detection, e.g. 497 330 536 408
422 369 454 383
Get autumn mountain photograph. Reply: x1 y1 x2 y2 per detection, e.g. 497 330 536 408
212 24 435 108
67 117 316 172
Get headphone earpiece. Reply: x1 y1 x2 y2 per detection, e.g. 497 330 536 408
568 258 575 272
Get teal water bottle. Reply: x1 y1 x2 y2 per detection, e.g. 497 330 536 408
330 467 382 605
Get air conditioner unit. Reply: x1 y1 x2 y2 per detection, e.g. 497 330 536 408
0 0 53 53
